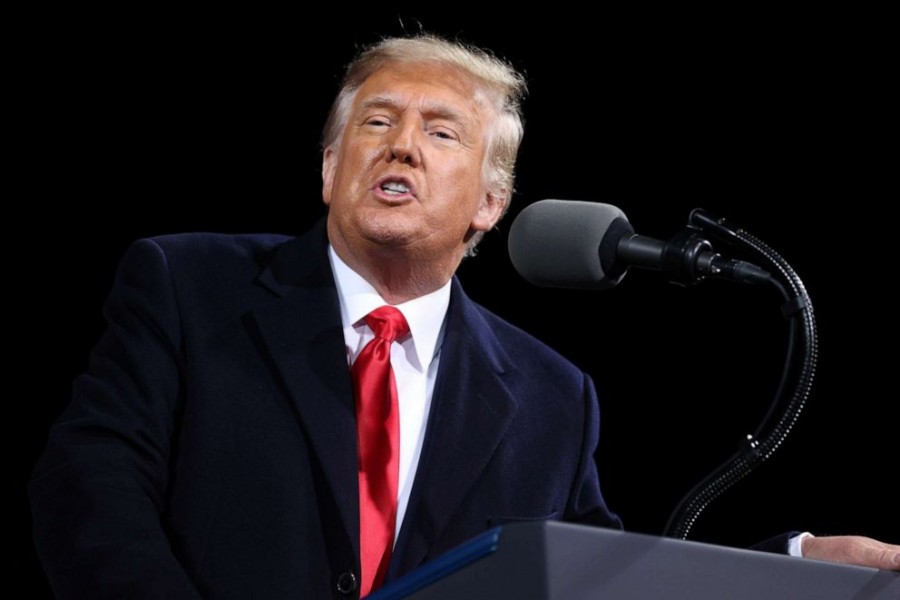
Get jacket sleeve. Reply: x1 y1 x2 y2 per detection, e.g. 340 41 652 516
750 532 797 555
29 238 202 599
565 372 624 530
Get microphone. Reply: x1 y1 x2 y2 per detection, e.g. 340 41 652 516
507 199 771 290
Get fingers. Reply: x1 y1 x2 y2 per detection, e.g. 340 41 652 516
804 535 900 571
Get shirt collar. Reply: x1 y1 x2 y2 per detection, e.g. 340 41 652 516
328 245 451 371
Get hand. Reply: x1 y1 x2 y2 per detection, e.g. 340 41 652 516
803 535 900 571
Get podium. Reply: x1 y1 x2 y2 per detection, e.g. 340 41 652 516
369 522 898 599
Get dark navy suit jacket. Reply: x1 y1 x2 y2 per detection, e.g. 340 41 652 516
30 220 624 598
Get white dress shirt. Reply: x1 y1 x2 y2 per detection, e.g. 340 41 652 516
328 245 450 541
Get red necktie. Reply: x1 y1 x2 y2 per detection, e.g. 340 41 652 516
352 306 409 596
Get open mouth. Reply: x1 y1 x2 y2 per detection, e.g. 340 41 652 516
375 176 416 199
381 180 410 195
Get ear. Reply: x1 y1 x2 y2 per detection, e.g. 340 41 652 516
470 190 509 233
321 147 337 206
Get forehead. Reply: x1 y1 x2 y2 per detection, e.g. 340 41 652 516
353 62 489 121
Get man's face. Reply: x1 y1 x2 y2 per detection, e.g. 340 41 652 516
322 62 504 268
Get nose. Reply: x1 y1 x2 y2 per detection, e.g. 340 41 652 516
386 121 421 167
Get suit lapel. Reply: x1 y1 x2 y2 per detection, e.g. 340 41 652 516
248 221 360 558
391 279 519 576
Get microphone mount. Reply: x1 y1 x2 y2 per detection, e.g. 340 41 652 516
615 220 772 287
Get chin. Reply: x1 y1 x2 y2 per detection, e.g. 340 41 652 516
359 221 419 249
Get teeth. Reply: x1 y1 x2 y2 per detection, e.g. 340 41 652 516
381 181 410 194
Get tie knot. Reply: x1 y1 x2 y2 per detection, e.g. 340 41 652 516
363 306 409 343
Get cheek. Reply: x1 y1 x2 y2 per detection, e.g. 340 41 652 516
361 150 389 179
441 156 485 194
333 140 382 188
447 165 489 212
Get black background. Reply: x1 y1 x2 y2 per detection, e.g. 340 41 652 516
17 7 897 595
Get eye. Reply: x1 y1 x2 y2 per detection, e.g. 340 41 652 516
430 128 459 142
364 116 391 128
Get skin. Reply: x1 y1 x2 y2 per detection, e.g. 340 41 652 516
804 535 900 571
322 61 506 304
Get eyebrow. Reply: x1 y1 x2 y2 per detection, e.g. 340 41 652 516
359 95 472 131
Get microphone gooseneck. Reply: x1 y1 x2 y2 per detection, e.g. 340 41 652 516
663 212 817 540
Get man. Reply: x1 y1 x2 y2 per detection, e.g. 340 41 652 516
30 34 898 599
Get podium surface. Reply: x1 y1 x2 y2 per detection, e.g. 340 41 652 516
370 522 898 600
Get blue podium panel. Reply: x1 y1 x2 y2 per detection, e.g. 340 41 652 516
370 522 899 600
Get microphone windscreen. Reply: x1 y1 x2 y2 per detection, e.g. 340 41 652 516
508 199 631 290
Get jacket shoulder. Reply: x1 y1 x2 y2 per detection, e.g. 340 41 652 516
119 232 294 276
463 293 587 386
143 232 293 258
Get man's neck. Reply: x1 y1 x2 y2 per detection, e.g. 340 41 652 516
328 236 460 305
